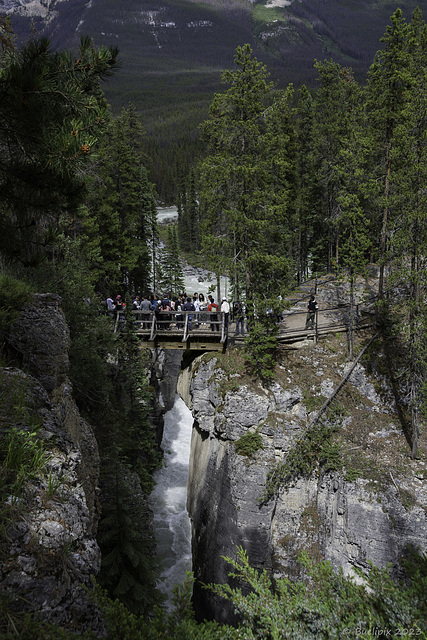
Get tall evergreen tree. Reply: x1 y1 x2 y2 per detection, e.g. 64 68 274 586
98 460 164 617
177 169 200 254
198 45 295 380
159 225 184 296
333 67 371 359
294 84 316 282
311 60 362 273
365 8 412 298
381 8 427 457
198 44 292 302
130 165 159 295
187 168 200 251
84 105 158 294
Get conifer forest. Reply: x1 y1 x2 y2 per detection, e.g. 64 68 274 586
0 6 427 639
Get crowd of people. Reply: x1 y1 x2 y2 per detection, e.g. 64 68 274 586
106 292 247 335
106 292 319 335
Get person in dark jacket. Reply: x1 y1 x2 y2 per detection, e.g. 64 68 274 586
183 297 195 331
305 295 318 330
234 301 245 336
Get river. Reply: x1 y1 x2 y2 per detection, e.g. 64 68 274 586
148 394 193 609
149 207 228 610
157 205 230 301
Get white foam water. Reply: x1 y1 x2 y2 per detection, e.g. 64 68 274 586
156 206 230 300
157 206 179 224
149 394 193 609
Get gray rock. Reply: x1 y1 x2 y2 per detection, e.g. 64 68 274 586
344 363 382 406
1 296 103 633
185 356 427 624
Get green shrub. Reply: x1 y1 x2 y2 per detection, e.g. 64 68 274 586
2 547 426 639
235 429 264 458
0 371 47 503
262 420 342 502
0 427 48 502
0 274 33 336
207 546 427 640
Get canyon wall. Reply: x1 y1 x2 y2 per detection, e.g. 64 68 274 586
185 347 427 623
0 294 102 631
0 295 185 632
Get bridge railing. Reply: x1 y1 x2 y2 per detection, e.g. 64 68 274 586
113 298 376 346
279 301 375 342
114 309 227 343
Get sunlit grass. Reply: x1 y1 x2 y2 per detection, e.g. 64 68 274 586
252 2 286 23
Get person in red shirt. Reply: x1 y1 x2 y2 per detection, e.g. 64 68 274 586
208 296 219 331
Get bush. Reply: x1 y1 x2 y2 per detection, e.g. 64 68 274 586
235 429 264 458
0 371 47 503
207 546 427 640
0 274 33 337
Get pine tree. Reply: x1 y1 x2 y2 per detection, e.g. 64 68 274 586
333 66 371 359
311 60 363 273
198 44 295 380
0 35 118 267
91 300 164 616
130 165 159 295
177 169 200 254
199 44 292 302
159 226 184 296
187 169 200 251
381 8 427 457
294 84 316 283
98 460 164 617
365 9 412 298
85 105 158 295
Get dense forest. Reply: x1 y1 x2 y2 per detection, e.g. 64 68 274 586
0 6 426 638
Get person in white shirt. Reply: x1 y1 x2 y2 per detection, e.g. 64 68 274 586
221 298 230 331
193 294 201 328
106 296 114 317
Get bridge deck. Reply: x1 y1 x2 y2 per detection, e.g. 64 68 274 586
114 300 375 351
115 310 228 351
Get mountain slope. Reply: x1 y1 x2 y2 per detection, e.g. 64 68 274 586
3 0 427 200
4 0 427 108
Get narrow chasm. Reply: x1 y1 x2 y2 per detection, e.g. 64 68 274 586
148 393 193 609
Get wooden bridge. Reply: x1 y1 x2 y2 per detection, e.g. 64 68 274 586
115 310 229 351
114 297 376 351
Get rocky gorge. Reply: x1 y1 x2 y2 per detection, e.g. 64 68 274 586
180 342 427 623
0 294 102 631
0 289 426 631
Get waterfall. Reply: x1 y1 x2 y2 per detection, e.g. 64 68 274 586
149 394 193 609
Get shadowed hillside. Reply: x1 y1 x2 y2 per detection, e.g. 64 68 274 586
7 0 427 107
4 0 427 200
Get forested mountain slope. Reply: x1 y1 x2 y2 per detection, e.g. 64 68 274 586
4 0 427 202
4 0 427 109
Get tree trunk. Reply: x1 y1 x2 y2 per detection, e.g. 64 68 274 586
379 143 391 299
409 223 420 459
233 231 239 302
216 273 221 305
348 272 355 361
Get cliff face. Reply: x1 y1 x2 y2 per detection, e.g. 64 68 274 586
0 294 102 631
150 348 183 444
185 344 427 623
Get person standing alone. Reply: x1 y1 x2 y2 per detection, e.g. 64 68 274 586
305 295 318 330
221 298 230 331
234 301 245 336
